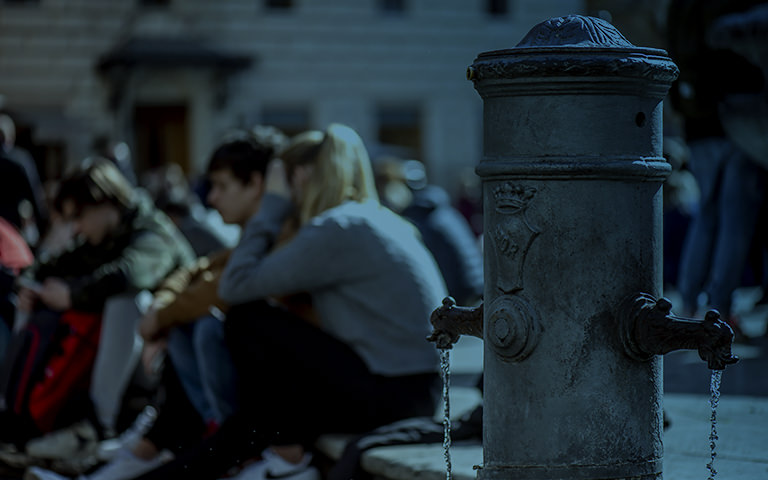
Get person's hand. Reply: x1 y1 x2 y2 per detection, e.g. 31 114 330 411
38 278 72 311
141 339 167 378
17 287 38 313
265 159 292 199
138 307 163 342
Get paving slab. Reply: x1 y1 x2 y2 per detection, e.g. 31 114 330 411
358 393 768 480
663 393 768 480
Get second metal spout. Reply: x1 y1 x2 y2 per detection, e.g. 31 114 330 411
619 293 739 370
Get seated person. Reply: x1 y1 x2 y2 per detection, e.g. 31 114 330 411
0 158 195 450
144 130 289 427
375 157 483 306
0 216 34 362
142 162 226 257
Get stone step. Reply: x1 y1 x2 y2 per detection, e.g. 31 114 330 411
315 386 483 480
361 442 480 480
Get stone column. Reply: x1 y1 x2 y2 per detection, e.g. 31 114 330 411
468 16 678 480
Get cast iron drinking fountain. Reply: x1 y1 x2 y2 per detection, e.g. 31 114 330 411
428 15 739 480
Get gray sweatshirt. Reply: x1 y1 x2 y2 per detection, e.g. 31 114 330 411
218 194 447 376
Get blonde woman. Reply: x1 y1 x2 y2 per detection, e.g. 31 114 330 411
129 124 447 480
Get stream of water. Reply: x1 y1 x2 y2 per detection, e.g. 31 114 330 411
706 369 723 480
439 349 452 480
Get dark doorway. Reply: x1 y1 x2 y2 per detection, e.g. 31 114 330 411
133 104 190 175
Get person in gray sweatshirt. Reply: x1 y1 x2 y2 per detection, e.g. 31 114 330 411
124 124 448 480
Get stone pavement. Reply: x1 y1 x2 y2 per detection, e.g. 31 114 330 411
663 393 768 480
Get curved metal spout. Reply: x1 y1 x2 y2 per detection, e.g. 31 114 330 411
619 293 739 370
427 297 484 349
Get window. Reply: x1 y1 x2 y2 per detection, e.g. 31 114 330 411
487 0 508 16
377 106 421 160
260 107 309 138
379 0 405 14
265 0 292 9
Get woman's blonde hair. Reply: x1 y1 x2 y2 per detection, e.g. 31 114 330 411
281 123 379 224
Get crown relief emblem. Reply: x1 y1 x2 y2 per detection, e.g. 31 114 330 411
493 184 537 214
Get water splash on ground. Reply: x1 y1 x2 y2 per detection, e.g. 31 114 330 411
440 349 452 480
706 369 723 480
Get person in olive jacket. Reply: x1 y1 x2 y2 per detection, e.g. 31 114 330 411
0 158 195 447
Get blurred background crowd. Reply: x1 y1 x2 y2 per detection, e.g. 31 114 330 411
1 0 764 335
1 0 768 479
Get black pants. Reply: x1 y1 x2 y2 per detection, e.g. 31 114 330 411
143 360 207 454
135 300 438 479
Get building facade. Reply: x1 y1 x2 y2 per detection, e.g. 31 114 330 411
0 0 585 193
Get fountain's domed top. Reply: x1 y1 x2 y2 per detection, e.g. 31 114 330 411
516 15 633 49
467 15 679 89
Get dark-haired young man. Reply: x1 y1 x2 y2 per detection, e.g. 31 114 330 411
139 132 287 427
0 158 195 452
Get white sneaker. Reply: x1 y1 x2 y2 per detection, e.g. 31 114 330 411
85 448 173 480
24 448 175 480
226 449 319 480
96 406 158 461
25 420 99 460
0 444 36 469
24 466 70 480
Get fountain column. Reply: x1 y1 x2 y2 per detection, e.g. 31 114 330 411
469 16 678 480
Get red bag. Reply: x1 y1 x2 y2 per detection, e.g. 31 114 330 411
0 216 33 273
26 310 102 432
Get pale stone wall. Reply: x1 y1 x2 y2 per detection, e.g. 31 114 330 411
0 0 585 193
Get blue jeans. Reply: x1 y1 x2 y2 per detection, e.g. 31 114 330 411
167 315 238 424
677 137 766 317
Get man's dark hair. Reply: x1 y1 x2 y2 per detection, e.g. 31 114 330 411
54 157 134 216
207 126 287 184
